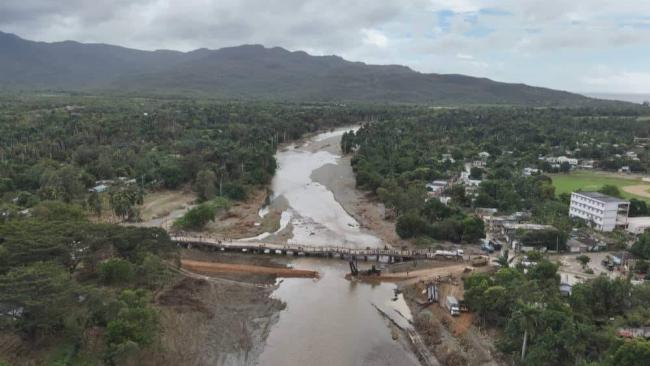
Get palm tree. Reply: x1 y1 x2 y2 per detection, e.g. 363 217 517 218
513 302 539 361
496 249 510 268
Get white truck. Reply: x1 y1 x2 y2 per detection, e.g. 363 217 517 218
428 249 464 260
446 296 460 316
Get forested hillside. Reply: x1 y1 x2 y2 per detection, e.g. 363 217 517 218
0 31 620 106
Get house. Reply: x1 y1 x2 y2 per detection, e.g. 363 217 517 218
579 160 595 169
569 191 630 232
522 167 540 176
89 184 108 193
471 160 486 168
478 151 491 160
544 156 578 166
426 180 449 196
460 172 481 187
501 223 558 251
482 212 531 238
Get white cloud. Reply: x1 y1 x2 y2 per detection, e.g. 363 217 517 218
361 28 388 48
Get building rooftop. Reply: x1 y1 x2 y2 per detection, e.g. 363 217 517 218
573 191 629 204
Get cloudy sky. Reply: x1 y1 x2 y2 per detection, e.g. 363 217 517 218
1 0 649 94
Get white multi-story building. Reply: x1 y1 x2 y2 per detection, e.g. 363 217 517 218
569 191 630 232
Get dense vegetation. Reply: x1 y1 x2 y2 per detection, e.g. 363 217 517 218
345 106 650 365
0 96 368 220
343 107 650 245
0 203 175 364
0 96 373 364
464 259 650 365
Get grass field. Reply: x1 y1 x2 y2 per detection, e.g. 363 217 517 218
551 171 650 201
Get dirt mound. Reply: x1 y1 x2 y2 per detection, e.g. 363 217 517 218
157 277 213 317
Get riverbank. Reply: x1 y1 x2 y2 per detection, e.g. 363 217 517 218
145 250 290 365
307 130 408 248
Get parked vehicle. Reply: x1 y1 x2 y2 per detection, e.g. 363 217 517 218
480 241 495 253
427 249 464 259
446 296 460 316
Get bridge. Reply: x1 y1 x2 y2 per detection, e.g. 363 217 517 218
171 234 464 263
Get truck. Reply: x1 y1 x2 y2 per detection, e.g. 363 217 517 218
445 296 460 316
428 249 464 259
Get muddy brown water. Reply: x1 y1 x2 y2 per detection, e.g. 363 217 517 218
252 127 421 366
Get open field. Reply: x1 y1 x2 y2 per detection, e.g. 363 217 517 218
551 171 650 201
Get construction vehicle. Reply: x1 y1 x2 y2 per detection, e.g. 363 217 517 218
445 296 460 316
349 261 381 277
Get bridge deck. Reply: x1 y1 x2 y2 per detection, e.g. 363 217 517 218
172 235 462 261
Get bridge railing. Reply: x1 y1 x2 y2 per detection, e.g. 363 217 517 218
171 233 449 258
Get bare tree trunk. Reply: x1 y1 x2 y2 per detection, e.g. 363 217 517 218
521 329 528 361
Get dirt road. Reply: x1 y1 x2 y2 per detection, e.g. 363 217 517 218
181 259 319 278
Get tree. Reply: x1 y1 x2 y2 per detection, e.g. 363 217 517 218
194 169 217 202
576 254 591 267
469 167 483 180
99 258 136 285
421 198 452 222
629 198 649 217
105 289 158 365
0 262 75 337
173 203 216 231
87 191 102 217
396 212 429 239
462 216 485 243
599 185 622 198
512 302 540 361
606 339 650 366
109 185 142 222
631 232 650 259
496 249 510 268
559 161 571 173
449 185 468 207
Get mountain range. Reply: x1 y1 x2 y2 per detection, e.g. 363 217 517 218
0 31 613 106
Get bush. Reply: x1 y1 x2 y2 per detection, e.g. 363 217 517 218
631 232 650 260
173 203 216 230
222 182 247 201
31 201 86 221
396 212 429 239
104 290 158 365
98 259 136 285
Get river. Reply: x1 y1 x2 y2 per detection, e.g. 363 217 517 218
255 127 422 366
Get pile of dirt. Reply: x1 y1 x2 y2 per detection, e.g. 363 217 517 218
147 274 285 366
157 277 213 317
